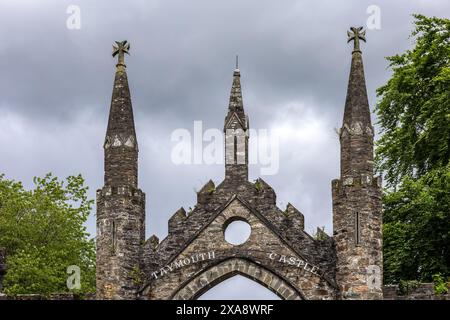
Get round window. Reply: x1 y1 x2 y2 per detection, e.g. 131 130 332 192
224 220 251 245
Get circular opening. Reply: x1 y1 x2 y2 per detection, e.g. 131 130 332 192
224 220 251 245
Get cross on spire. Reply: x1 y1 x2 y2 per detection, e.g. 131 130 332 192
347 27 366 53
112 40 130 70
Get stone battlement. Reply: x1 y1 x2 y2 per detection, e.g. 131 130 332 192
332 175 381 191
97 185 145 199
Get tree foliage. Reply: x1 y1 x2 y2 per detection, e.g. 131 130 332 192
0 173 95 296
375 14 450 284
376 14 450 188
383 165 450 283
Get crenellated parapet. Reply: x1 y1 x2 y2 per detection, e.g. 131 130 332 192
97 184 145 198
331 175 382 192
140 172 339 294
147 235 160 250
197 180 215 205
168 207 187 235
253 178 276 206
285 203 305 231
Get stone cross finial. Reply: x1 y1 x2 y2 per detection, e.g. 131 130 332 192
347 27 366 53
112 40 130 69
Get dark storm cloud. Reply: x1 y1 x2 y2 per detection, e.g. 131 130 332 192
0 0 443 120
1 0 449 241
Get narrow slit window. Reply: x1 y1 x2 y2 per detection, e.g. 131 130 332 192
355 212 361 245
234 135 237 164
112 219 117 253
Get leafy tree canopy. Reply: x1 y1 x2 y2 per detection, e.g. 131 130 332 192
375 14 450 284
0 173 95 296
383 165 450 283
376 14 450 188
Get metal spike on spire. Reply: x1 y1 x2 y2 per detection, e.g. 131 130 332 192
235 54 239 70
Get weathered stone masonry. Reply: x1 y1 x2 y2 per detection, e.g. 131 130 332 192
332 27 383 300
96 41 145 300
96 29 383 300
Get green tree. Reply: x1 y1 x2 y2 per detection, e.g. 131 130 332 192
0 173 95 296
375 14 450 284
383 165 450 283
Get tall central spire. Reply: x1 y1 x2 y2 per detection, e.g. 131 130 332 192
224 61 249 182
225 59 247 130
228 68 244 112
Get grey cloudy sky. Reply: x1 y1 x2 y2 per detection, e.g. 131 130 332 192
0 0 448 298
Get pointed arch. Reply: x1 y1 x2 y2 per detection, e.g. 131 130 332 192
171 258 304 300
197 275 281 300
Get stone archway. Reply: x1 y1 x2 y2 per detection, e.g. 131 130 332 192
171 258 304 300
197 275 281 300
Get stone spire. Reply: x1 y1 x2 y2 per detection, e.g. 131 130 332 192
340 27 374 178
224 60 249 182
104 40 138 188
332 28 383 300
96 41 146 300
225 62 246 125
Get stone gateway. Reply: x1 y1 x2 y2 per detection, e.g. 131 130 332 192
96 29 383 300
